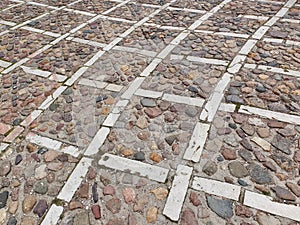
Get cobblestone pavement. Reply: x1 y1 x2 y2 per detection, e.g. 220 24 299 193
1 0 300 224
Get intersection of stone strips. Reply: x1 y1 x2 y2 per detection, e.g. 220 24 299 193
1 0 300 224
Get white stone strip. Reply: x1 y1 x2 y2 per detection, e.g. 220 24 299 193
252 26 269 39
263 37 284 43
113 46 157 57
0 20 16 26
26 132 62 151
162 94 205 107
135 89 163 99
194 29 214 34
218 103 236 112
84 127 110 156
186 56 229 66
27 1 59 10
244 63 257 69
214 32 249 39
102 113 121 127
12 13 49 30
168 6 206 14
98 153 169 183
102 0 131 15
227 55 247 74
84 50 105 67
192 177 241 200
78 78 108 89
281 18 300 23
141 3 160 8
159 25 186 31
50 33 70 45
183 122 210 162
239 39 257 55
103 37 123 51
0 143 9 153
118 26 137 38
157 44 176 59
112 100 129 114
3 126 24 143
140 58 162 76
239 105 300 125
122 78 146 99
40 205 63 225
21 26 44 33
21 66 51 78
257 65 300 77
57 157 93 202
257 0 284 4
20 110 42 127
71 9 96 17
87 40 107 48
170 31 190 45
49 74 67 82
1 58 29 74
103 16 137 24
28 44 52 59
244 191 300 222
0 60 11 68
286 40 300 46
105 84 123 92
163 165 193 221
61 146 81 158
200 73 232 121
265 16 279 27
170 54 184 60
65 66 89 86
70 22 88 34
38 86 67 110
238 15 269 20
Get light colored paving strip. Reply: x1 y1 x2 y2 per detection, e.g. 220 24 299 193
162 94 205 107
84 127 110 156
0 59 12 68
257 65 300 77
102 113 121 127
57 157 93 202
21 66 51 78
183 122 210 162
239 105 300 125
78 78 108 89
257 0 284 4
106 83 123 92
244 191 300 222
281 18 300 23
263 37 284 43
186 56 229 66
26 132 62 151
0 20 16 26
40 204 63 225
218 103 236 113
0 143 9 153
163 165 193 221
192 177 241 201
49 73 67 82
98 153 169 183
121 77 145 99
135 89 163 99
3 126 24 143
286 40 300 46
1 58 29 74
65 66 89 86
20 109 42 127
113 46 157 57
238 15 269 20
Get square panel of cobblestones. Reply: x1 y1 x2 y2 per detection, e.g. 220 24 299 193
266 20 300 42
0 29 55 63
0 4 48 23
170 0 223 11
224 67 300 116
82 50 153 86
172 32 246 61
117 25 180 52
33 86 119 147
141 57 227 99
30 0 77 7
218 0 282 16
25 40 100 77
59 167 171 224
68 0 118 14
106 3 155 21
246 41 300 70
196 13 266 34
71 18 132 44
194 110 300 206
284 6 300 20
99 95 202 170
147 9 204 28
0 68 59 126
0 140 79 225
27 10 92 35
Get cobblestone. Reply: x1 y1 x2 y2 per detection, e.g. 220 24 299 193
1 0 300 224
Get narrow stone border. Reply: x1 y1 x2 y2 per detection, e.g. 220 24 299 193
40 204 63 225
98 153 170 183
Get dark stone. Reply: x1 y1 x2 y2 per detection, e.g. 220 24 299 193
92 183 98 203
249 164 273 184
0 191 9 209
271 134 291 155
134 152 145 161
240 139 253 151
226 95 244 104
270 154 296 172
202 161 218 176
238 179 248 186
15 154 22 165
7 217 17 225
33 199 48 217
207 196 233 219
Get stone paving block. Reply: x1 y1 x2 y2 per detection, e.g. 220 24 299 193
225 67 300 116
246 41 300 71
106 3 155 21
25 40 100 77
266 19 300 42
32 85 119 148
219 0 283 16
27 10 93 35
71 18 132 44
195 110 300 205
0 3 48 24
147 8 205 28
197 13 266 34
81 50 153 86
67 0 118 14
0 68 59 126
0 30 55 63
140 56 227 98
171 0 223 10
172 32 246 61
117 25 181 52
98 95 202 170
